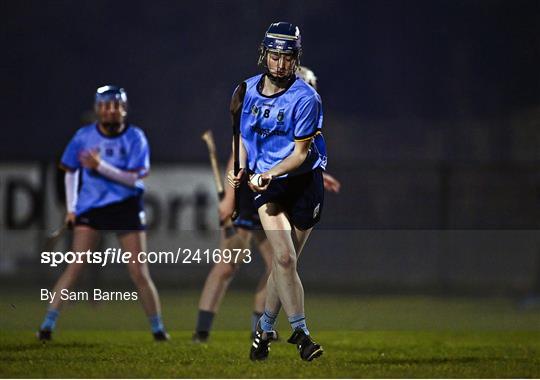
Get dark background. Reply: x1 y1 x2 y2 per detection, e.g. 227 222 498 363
2 0 540 229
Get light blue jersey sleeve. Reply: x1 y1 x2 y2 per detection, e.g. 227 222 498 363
60 130 83 171
125 131 150 177
313 132 328 170
294 95 322 141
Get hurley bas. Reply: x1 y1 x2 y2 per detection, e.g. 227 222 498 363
41 289 138 303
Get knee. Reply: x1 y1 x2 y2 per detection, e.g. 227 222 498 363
274 250 296 270
129 269 151 288
65 262 85 277
213 262 237 282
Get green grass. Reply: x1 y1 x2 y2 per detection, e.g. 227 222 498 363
1 290 540 377
1 331 539 378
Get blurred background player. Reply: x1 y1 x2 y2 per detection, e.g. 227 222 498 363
228 22 325 361
192 153 272 343
193 66 341 343
296 65 341 193
37 85 169 341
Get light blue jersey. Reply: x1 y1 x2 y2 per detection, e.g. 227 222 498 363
60 123 150 215
240 74 323 176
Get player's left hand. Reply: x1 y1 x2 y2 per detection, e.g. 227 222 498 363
79 149 101 170
248 172 272 192
64 212 76 228
322 172 341 193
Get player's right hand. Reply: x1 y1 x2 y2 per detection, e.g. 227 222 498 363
65 212 76 228
227 168 245 189
79 149 100 170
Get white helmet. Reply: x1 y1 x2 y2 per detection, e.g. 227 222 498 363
296 66 318 90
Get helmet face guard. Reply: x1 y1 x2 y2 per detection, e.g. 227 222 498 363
94 85 128 134
258 22 302 81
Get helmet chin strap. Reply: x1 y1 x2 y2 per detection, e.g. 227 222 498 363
266 71 295 86
101 122 124 136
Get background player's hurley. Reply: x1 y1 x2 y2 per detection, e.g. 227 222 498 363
201 129 235 237
229 82 247 221
201 130 225 200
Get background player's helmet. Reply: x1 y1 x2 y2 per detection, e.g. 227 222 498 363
258 22 302 78
95 85 128 106
296 66 318 90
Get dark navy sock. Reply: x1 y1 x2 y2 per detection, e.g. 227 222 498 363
196 310 215 333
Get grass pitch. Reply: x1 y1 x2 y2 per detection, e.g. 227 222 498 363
1 290 540 377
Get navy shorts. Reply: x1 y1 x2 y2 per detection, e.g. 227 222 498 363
253 168 324 230
75 196 146 232
233 181 261 230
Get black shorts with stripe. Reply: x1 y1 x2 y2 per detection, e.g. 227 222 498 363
233 180 261 230
253 168 324 230
75 195 146 233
